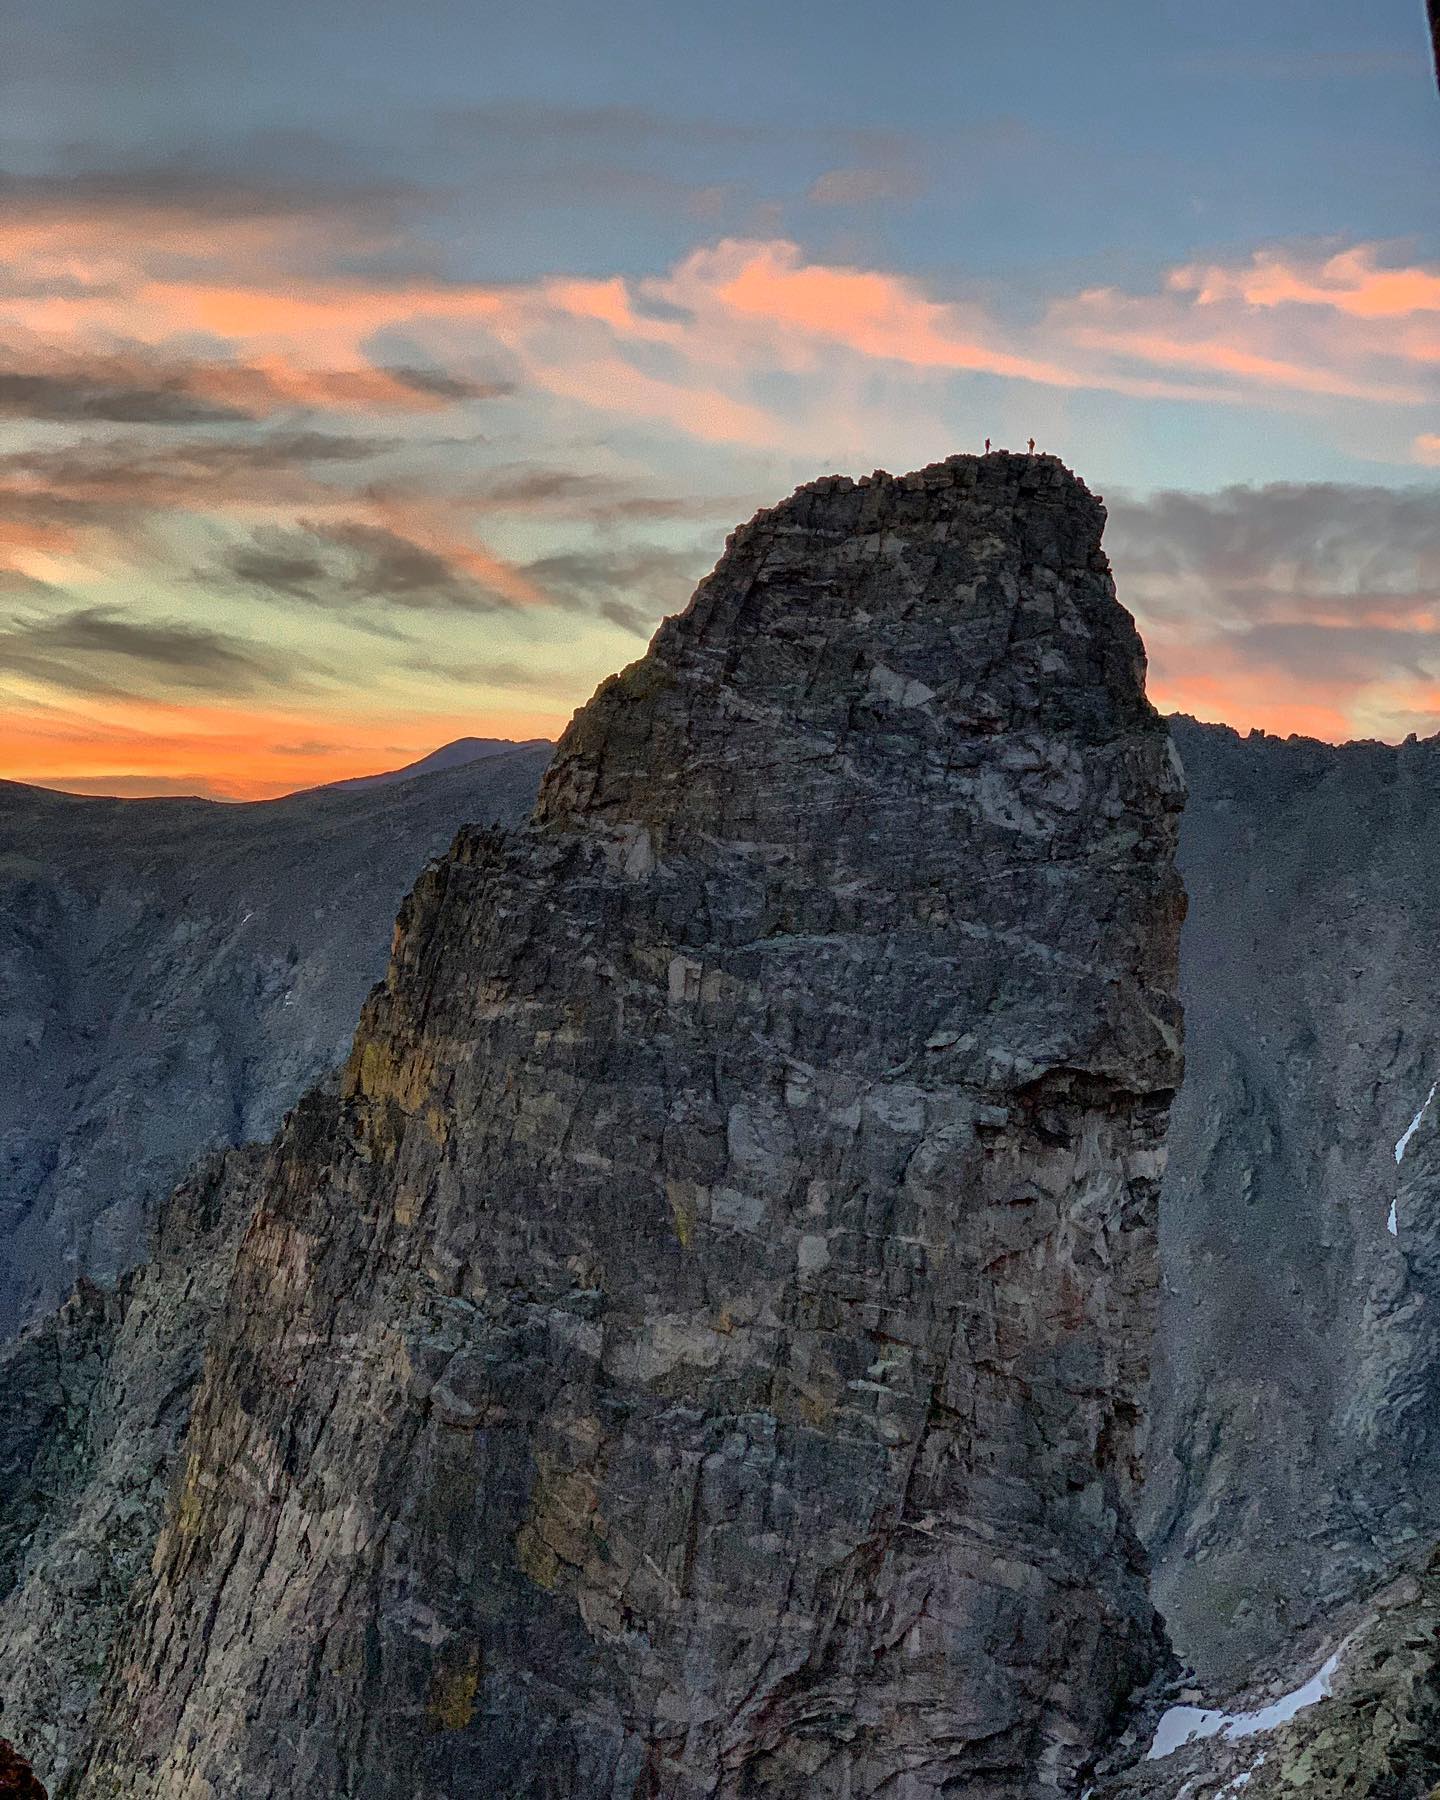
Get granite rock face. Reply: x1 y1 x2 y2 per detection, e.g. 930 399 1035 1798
0 745 549 1336
1145 720 1440 1688
65 453 1185 1800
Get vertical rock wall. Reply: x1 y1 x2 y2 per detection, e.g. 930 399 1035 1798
1144 720 1440 1685
0 1146 263 1785
73 454 1185 1800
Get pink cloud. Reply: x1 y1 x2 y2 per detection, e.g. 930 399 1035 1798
1173 244 1440 319
2 200 1435 462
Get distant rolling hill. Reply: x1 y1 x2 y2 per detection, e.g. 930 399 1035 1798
324 735 552 791
0 740 552 1335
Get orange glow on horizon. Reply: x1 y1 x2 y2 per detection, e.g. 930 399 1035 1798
0 698 569 802
1146 666 1355 743
11 666 1439 804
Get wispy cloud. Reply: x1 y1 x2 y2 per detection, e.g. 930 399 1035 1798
0 603 313 699
0 366 253 424
0 428 407 577
0 344 504 427
521 544 706 635
1171 243 1440 318
5 177 1434 454
805 166 923 206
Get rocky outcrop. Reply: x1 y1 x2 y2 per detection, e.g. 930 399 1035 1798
1145 719 1440 1688
0 1145 263 1785
59 453 1184 1800
1095 1556 1440 1799
0 744 549 1335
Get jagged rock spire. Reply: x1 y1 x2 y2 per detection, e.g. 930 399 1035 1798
73 453 1184 1800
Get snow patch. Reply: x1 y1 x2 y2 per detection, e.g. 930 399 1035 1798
1388 1198 1399 1236
1147 1650 1342 1761
1395 1082 1437 1165
1222 1751 1266 1795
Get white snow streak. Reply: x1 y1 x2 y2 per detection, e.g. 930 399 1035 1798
1147 1650 1341 1761
1395 1082 1437 1165
1221 1752 1267 1795
1388 1198 1399 1236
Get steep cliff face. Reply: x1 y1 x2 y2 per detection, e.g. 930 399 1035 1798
68 454 1184 1799
0 1145 263 1786
1145 719 1440 1688
0 745 549 1335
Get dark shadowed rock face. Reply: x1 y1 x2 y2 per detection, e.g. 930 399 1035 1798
1145 719 1440 1689
70 454 1184 1800
0 746 550 1336
0 1740 46 1799
0 1147 264 1786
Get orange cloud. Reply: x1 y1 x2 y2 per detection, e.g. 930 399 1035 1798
186 355 474 414
1145 639 1356 741
1052 248 1439 409
146 279 505 355
1174 245 1440 319
361 490 554 609
640 238 1440 417
6 207 1435 458
672 240 1083 384
0 175 400 286
1062 324 1424 405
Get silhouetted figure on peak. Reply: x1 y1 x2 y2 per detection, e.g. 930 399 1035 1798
1028 437 1036 453
984 437 991 453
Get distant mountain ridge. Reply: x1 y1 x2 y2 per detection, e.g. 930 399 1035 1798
0 739 552 1336
323 735 553 792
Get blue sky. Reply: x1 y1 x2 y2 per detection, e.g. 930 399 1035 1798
2 0 1436 792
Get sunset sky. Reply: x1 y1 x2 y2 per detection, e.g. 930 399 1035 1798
3 0 1437 798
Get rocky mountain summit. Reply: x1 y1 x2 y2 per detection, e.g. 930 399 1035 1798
8 453 1185 1798
25 460 1440 1785
0 743 549 1336
25 460 1440 1795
